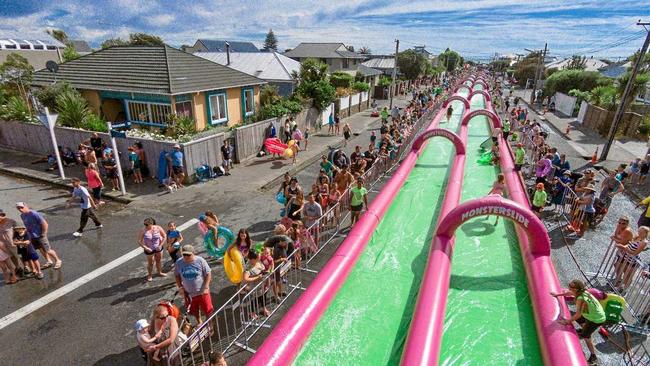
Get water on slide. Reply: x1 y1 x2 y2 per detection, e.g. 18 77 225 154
438 89 543 365
294 92 468 365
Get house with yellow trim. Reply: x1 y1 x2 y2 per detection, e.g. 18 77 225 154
32 45 265 130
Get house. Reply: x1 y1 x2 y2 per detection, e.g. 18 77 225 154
355 64 383 86
196 52 300 96
69 40 93 55
32 45 265 130
545 57 609 72
362 57 397 76
283 43 366 72
0 33 64 69
186 39 259 53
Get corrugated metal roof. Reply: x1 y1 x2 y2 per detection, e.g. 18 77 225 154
197 39 259 52
362 57 395 69
545 58 608 72
32 45 265 95
195 52 300 82
357 64 382 76
0 32 65 48
284 43 365 59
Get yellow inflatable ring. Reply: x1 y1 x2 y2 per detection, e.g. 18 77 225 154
224 247 244 284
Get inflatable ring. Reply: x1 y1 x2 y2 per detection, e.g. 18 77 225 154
203 226 235 258
283 148 294 158
223 247 244 284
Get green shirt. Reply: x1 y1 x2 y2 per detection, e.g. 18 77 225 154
515 148 525 165
320 160 335 175
532 190 547 207
380 110 389 119
350 186 367 206
578 292 606 324
503 120 511 133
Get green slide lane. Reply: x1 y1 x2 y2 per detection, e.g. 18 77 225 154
294 99 466 366
438 95 543 365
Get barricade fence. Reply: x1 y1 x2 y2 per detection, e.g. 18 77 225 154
165 94 443 366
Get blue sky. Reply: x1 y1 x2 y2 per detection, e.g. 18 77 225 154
0 0 648 60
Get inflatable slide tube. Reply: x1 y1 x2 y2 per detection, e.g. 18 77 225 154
495 101 587 365
248 105 450 366
400 111 470 366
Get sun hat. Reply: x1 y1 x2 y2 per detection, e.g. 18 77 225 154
15 202 26 208
135 319 149 332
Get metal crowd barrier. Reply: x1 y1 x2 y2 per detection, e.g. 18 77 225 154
164 95 443 366
588 239 650 334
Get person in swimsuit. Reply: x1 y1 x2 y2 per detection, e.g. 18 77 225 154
138 217 167 282
615 225 648 290
487 174 507 225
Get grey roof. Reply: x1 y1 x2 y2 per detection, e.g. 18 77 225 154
599 62 628 79
0 32 65 48
69 40 92 53
284 43 365 59
362 57 395 69
195 52 300 82
356 64 382 77
197 39 259 52
32 45 264 95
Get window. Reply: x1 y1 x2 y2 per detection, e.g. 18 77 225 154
4 44 16 49
33 45 44 50
243 89 254 116
126 100 172 125
209 93 228 124
19 44 30 49
175 101 193 119
46 45 56 50
342 59 349 69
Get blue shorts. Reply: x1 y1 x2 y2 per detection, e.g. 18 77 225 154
18 245 39 261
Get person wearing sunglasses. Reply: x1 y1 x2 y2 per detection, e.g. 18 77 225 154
175 245 213 325
138 217 167 282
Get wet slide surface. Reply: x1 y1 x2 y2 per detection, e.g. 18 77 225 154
438 93 543 365
293 100 465 365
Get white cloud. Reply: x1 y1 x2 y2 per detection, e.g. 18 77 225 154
146 14 175 27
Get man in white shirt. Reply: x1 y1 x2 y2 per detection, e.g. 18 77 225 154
68 178 102 237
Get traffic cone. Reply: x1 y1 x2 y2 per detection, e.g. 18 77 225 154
591 148 598 164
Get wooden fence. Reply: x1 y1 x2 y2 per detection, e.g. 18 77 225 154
234 118 281 163
581 104 644 138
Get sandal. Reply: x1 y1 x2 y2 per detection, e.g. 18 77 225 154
41 262 53 269
54 261 62 270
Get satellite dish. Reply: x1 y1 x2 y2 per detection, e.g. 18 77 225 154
46 60 59 73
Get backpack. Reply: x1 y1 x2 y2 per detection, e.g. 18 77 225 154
195 164 212 181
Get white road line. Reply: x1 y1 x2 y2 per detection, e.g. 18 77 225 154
0 217 199 331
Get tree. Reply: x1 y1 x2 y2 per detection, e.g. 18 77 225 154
260 84 280 106
513 51 543 87
438 48 461 72
628 50 650 72
397 49 427 79
295 59 335 111
47 29 69 44
589 85 617 110
296 58 329 83
263 29 278 52
128 33 164 46
330 71 354 88
101 38 128 49
62 46 80 62
566 55 587 70
489 59 509 73
0 53 34 107
358 46 371 55
616 71 650 111
543 69 610 96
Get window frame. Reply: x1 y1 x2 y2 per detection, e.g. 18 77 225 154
174 100 193 119
124 100 173 127
207 92 228 125
242 87 255 117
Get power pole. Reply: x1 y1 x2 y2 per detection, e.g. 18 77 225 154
390 39 399 109
530 43 548 105
601 21 650 161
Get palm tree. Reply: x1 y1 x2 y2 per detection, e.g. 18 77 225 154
358 46 371 55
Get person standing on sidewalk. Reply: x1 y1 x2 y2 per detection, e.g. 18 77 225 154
221 140 233 176
16 202 62 269
168 144 186 188
0 209 24 278
175 244 213 324
84 163 105 206
349 177 368 226
69 178 102 237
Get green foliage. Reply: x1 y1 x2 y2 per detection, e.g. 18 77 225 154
378 76 392 87
568 89 591 105
84 113 108 132
47 29 69 44
263 29 278 52
438 48 461 72
616 71 650 102
330 71 354 88
566 55 587 70
129 33 164 46
589 85 617 110
628 50 650 72
33 82 74 110
489 60 509 73
546 68 559 77
397 49 428 79
55 89 90 128
260 84 281 106
543 69 610 96
297 80 335 111
101 38 129 49
62 46 80 62
297 58 329 83
256 98 303 121
0 53 34 99
167 114 196 138
638 115 650 136
0 96 34 122
513 52 542 87
352 81 370 92
354 71 365 82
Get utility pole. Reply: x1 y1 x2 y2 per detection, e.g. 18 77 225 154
601 21 650 161
530 43 548 105
390 39 399 109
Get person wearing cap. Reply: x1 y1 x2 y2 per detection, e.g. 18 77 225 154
135 318 163 362
68 178 102 237
568 184 597 239
16 202 62 269
350 177 368 225
514 143 526 172
167 144 185 188
174 244 213 324
531 183 547 217
0 208 24 278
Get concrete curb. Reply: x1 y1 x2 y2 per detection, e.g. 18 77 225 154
0 165 137 204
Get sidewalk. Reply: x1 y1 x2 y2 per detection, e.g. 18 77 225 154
0 94 412 203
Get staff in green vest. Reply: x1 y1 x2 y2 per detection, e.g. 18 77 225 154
551 279 606 364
